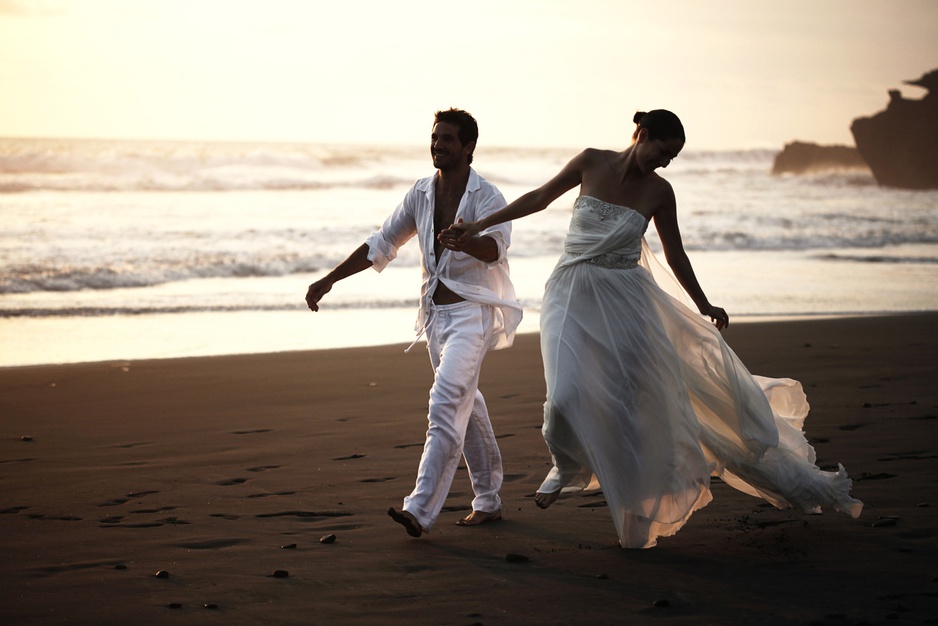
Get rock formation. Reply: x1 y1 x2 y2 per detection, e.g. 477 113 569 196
850 69 938 190
771 141 868 175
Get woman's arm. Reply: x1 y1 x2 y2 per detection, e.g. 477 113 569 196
654 191 730 329
442 150 590 242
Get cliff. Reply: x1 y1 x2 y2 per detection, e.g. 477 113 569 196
771 141 868 175
850 69 938 190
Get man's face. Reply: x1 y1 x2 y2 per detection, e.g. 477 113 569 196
430 122 472 170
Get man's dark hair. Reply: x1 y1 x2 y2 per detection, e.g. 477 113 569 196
434 108 479 165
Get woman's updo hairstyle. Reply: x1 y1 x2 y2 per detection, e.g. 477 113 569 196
632 109 685 143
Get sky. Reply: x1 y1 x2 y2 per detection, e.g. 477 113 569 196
1 0 936 150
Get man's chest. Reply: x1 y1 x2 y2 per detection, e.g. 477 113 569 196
433 199 462 237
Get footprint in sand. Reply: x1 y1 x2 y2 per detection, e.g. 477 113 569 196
106 521 165 528
129 506 176 514
35 561 129 576
247 465 281 472
98 491 159 507
878 451 937 461
172 538 244 550
838 423 868 431
231 429 272 435
317 522 360 532
248 491 297 498
216 477 249 486
333 454 365 461
578 501 608 509
98 502 183 527
98 498 130 507
359 477 396 483
858 472 897 481
209 513 241 520
255 510 352 520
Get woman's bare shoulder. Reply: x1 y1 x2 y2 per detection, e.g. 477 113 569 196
648 172 677 213
570 148 617 173
580 147 616 161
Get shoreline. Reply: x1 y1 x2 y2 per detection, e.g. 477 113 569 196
4 241 938 369
2 313 937 624
1 309 932 370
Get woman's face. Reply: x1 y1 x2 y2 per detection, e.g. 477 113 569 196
637 134 684 173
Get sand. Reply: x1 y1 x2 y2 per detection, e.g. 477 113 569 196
2 313 937 625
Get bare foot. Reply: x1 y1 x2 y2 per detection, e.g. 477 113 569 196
455 509 502 526
534 490 560 509
387 507 424 537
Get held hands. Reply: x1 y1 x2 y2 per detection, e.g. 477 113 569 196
703 305 730 330
438 218 483 253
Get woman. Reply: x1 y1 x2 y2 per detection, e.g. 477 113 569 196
440 110 862 548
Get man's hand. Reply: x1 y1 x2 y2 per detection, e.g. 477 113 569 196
440 218 482 245
305 278 333 312
438 219 497 263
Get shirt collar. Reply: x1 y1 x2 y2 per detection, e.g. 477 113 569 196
416 167 480 195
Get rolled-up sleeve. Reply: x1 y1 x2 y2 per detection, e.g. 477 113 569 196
474 188 511 268
365 188 419 272
478 226 509 267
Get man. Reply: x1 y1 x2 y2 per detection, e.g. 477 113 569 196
305 109 521 538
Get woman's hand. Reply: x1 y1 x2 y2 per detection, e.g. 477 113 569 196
439 218 482 250
438 219 497 262
703 304 730 330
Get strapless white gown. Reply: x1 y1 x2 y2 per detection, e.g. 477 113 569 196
537 195 862 548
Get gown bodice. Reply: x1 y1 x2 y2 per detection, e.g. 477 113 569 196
562 196 648 268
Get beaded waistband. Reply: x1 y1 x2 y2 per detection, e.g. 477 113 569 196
568 252 640 270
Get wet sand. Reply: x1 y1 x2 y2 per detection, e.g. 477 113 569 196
2 313 936 625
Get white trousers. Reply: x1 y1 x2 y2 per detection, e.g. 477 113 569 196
403 301 503 531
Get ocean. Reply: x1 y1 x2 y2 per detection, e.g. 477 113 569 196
2 137 937 367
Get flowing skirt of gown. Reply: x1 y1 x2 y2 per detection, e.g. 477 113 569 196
537 197 863 548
